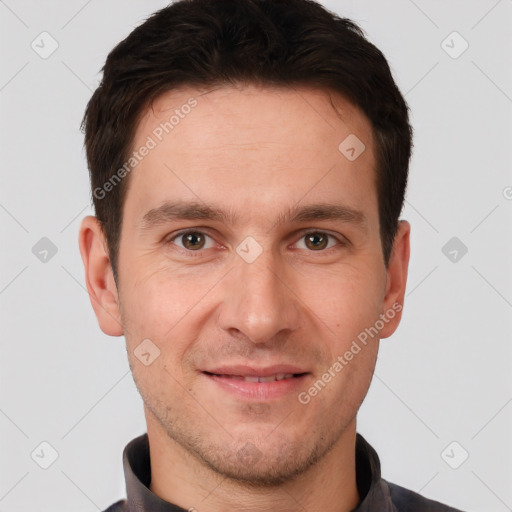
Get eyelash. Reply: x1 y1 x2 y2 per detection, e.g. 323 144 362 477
165 229 346 257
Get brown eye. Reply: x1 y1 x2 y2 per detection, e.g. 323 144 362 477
168 230 216 252
181 232 206 250
304 232 329 250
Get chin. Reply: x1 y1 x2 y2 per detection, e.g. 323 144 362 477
191 436 332 488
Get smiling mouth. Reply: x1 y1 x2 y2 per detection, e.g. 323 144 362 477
203 371 306 382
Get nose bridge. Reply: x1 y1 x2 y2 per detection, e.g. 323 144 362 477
218 244 299 344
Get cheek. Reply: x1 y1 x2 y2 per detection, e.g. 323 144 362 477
119 262 222 371
300 263 384 333
301 341 378 428
121 276 195 399
121 260 197 327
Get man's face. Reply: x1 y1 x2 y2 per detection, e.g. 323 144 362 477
103 85 408 484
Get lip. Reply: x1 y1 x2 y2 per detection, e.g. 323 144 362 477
201 364 310 401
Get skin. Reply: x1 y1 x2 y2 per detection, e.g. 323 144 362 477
79 83 410 512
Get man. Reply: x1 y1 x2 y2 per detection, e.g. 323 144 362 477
78 0 464 510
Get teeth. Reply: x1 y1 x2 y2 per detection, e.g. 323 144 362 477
258 375 277 383
243 373 294 382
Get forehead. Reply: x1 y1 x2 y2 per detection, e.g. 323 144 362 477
124 84 378 229
135 83 373 155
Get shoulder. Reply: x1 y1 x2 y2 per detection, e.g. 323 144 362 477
384 480 465 512
102 499 128 512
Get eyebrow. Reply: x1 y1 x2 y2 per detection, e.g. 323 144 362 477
139 200 368 233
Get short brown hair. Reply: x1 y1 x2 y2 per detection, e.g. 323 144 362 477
82 0 412 281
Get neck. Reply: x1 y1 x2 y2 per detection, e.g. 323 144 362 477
147 416 360 512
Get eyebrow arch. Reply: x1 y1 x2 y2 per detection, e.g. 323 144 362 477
139 200 368 233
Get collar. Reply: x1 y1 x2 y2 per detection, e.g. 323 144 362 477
121 432 397 512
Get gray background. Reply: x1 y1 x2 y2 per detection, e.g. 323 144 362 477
1 1 511 511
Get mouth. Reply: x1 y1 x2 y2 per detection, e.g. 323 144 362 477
203 371 305 382
201 365 310 401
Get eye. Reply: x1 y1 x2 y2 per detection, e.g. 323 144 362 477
166 229 345 255
294 231 343 251
168 230 216 251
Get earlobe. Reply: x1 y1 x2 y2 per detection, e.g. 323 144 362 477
380 220 411 339
78 216 124 336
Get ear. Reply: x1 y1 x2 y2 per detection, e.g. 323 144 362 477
78 216 124 336
380 220 411 339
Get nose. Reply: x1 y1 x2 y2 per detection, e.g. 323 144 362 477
217 246 301 345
